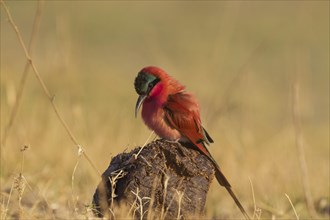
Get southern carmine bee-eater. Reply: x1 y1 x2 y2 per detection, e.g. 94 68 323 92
134 66 250 219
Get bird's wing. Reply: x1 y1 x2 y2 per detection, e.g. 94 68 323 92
164 93 250 219
163 92 212 154
164 92 233 186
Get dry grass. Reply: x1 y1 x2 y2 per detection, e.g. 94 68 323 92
1 1 329 219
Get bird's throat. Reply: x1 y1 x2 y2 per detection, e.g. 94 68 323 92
149 83 164 98
146 83 167 106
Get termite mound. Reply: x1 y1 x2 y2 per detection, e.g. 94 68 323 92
92 139 215 219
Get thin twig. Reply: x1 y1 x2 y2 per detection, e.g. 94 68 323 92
1 1 44 149
1 0 101 177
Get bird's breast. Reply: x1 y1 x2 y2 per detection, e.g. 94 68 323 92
142 100 182 141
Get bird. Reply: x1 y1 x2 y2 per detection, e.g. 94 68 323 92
134 66 250 219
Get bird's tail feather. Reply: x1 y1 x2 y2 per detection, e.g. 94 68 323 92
214 163 231 187
189 142 250 219
205 149 250 220
214 168 250 220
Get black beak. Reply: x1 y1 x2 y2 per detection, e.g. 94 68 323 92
135 94 147 118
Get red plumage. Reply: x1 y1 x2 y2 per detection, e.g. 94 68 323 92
135 66 250 219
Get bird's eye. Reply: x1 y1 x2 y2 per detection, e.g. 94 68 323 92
146 77 160 94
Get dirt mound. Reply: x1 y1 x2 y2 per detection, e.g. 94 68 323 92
92 139 215 219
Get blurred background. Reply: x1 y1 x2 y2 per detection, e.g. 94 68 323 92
1 1 329 219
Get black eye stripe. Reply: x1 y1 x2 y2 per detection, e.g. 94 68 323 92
148 78 160 91
151 78 160 86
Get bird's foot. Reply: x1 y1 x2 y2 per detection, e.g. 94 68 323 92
162 138 180 144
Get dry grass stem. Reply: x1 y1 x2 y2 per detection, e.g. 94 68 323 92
285 193 299 220
134 131 155 159
107 207 116 220
71 146 84 214
160 173 169 220
131 188 151 220
2 183 14 219
13 173 25 219
249 177 261 219
110 169 126 210
292 74 317 217
139 155 152 167
1 0 101 177
163 178 184 218
146 176 160 220
175 190 184 220
1 0 44 149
